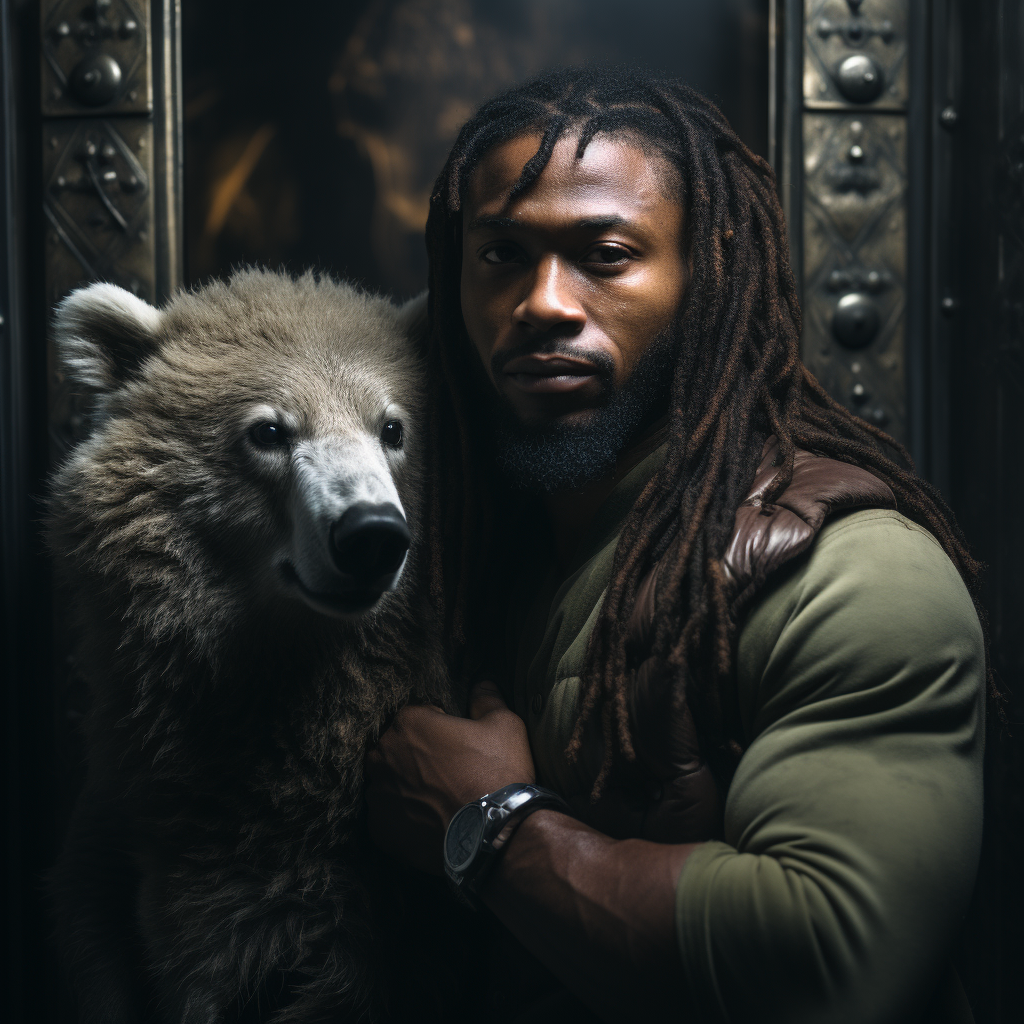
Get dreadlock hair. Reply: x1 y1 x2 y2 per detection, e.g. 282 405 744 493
422 65 989 791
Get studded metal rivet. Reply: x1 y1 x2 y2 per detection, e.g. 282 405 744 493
940 106 958 129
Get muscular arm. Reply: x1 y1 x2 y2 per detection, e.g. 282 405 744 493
365 687 697 1021
366 512 985 1024
479 809 697 1020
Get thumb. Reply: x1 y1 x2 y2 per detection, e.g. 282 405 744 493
469 680 509 720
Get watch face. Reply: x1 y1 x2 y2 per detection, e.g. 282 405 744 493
445 804 486 873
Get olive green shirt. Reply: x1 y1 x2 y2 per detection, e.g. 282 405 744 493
513 449 985 1024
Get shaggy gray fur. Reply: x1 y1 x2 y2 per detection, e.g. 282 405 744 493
47 269 454 1024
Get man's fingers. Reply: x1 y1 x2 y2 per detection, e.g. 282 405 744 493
469 680 509 720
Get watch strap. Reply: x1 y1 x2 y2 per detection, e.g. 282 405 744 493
444 783 570 901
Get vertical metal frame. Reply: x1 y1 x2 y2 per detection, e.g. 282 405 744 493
30 12 183 1016
1 0 28 1013
152 0 182 298
39 0 183 835
41 0 182 459
925 0 959 493
771 0 806 303
771 0 927 462
903 0 933 481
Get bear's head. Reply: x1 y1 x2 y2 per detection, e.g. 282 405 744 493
52 269 429 635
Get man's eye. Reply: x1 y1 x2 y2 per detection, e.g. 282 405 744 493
583 244 630 265
250 421 289 448
481 244 524 265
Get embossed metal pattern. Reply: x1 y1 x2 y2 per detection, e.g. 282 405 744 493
43 118 155 453
42 0 151 117
802 112 906 434
804 0 907 109
787 0 909 440
40 0 180 460
43 119 154 303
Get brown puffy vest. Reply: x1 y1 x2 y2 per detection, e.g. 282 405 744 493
583 439 896 843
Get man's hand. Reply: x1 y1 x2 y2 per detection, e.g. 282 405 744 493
364 681 536 874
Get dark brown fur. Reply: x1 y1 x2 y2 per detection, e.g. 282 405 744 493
47 270 457 1023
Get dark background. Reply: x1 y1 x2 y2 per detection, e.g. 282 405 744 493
181 0 769 298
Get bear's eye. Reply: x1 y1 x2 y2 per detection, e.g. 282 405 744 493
250 421 288 448
380 420 404 450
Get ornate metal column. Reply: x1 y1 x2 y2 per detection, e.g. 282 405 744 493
40 0 181 454
36 11 182 990
772 0 918 453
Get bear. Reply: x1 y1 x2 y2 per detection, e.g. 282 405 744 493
47 268 462 1024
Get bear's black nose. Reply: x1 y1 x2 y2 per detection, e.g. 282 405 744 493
329 502 410 589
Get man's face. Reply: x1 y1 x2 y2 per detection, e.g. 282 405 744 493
460 132 689 437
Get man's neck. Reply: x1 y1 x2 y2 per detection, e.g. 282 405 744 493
543 417 669 566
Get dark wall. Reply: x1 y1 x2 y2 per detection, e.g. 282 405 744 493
182 0 769 298
941 2 1024 1016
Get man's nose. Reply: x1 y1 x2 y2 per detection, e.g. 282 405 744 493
512 255 586 334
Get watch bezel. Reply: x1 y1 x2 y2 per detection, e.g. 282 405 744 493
443 784 572 901
444 801 487 875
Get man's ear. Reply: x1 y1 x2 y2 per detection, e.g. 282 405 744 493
397 290 429 342
53 283 163 400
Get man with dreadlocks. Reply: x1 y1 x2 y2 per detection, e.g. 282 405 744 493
365 67 986 1023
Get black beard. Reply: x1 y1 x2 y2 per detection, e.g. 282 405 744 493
491 327 678 493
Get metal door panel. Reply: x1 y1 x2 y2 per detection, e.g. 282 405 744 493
774 0 912 446
801 109 907 436
39 0 181 458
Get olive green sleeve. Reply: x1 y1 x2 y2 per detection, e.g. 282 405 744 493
675 510 985 1024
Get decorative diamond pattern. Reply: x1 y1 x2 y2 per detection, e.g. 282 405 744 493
801 112 907 438
41 0 150 116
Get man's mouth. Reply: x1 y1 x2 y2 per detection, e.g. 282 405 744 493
501 354 602 395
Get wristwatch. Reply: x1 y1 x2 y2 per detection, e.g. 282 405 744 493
443 783 571 901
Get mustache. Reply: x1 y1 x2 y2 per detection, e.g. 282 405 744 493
490 337 616 382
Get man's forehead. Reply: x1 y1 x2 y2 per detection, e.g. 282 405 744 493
462 133 682 228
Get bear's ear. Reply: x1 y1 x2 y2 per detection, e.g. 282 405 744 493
397 290 429 341
53 283 163 399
